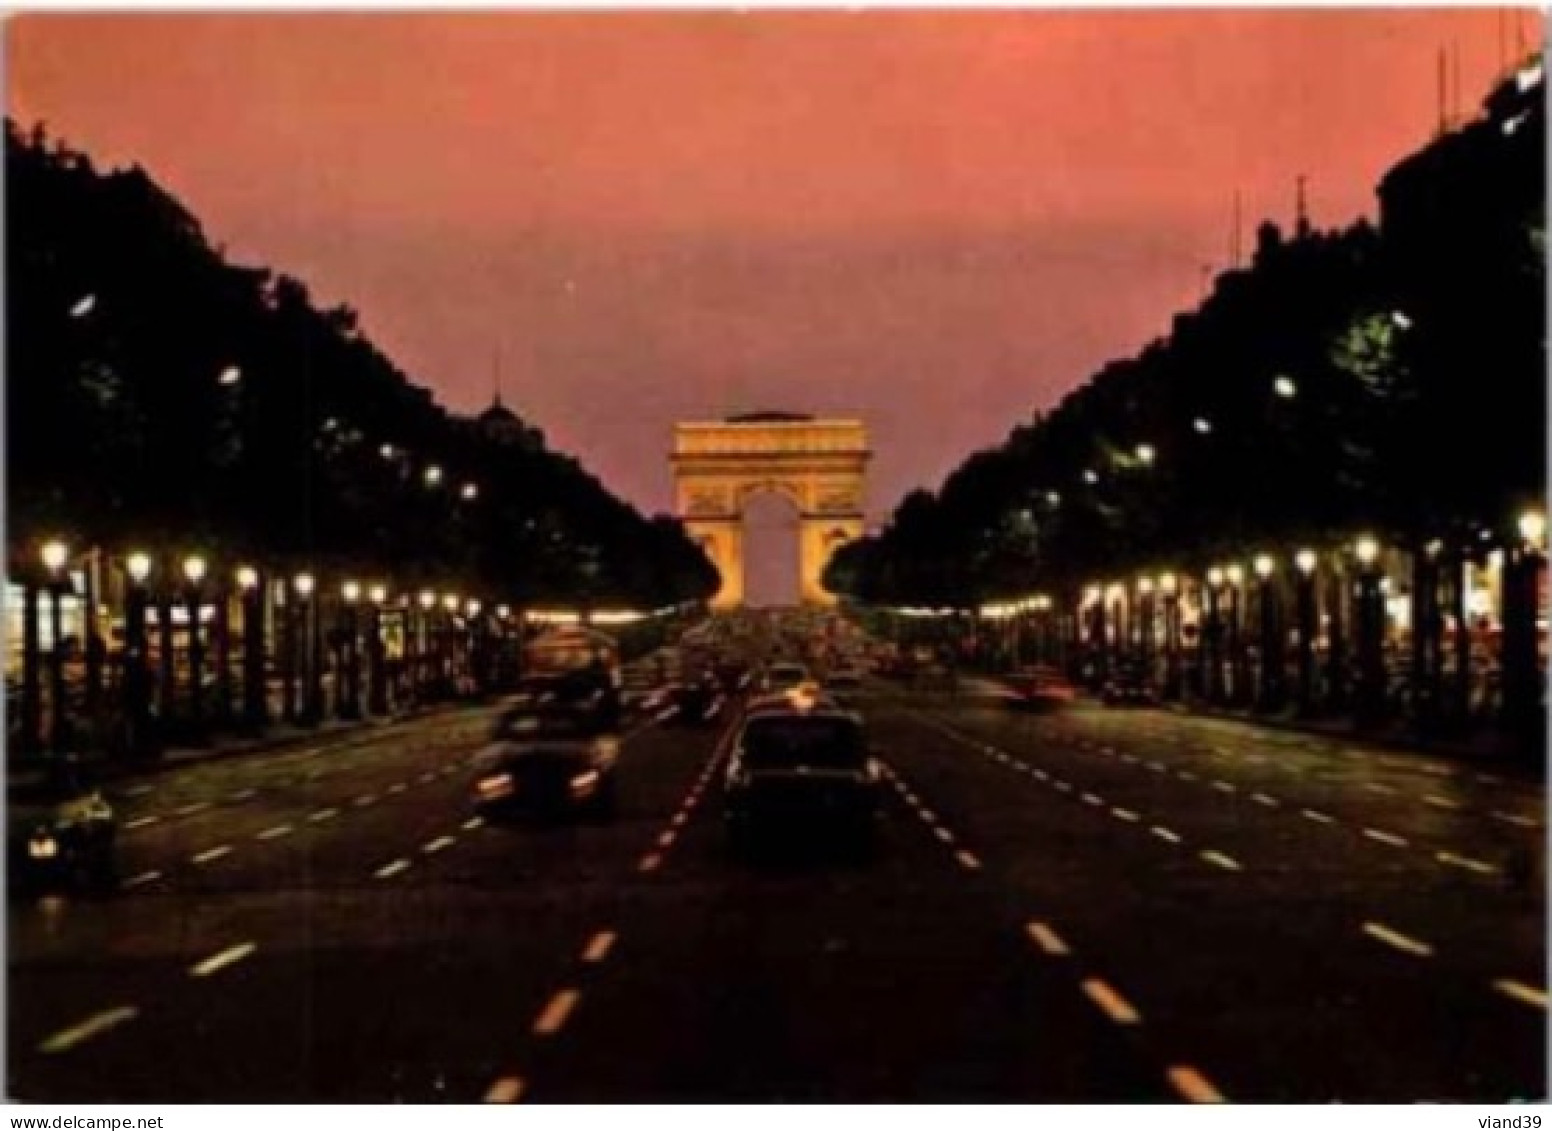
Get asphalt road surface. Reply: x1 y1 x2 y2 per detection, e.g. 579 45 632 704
8 676 1546 1102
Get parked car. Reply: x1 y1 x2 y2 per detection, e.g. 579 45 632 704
8 757 118 895
1004 665 1078 711
723 699 881 855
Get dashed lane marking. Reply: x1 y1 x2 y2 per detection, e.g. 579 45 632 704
1365 782 1398 796
1436 850 1498 876
1169 1066 1226 1103
308 807 339 824
533 989 581 1037
1151 826 1182 845
125 784 154 798
1178 770 1198 781
1363 921 1434 958
1301 808 1334 825
175 802 211 817
582 931 617 964
1363 828 1409 848
375 858 411 880
229 789 257 802
125 816 160 831
354 794 378 807
257 824 293 841
1200 850 1242 872
1025 921 1071 956
1111 807 1140 823
388 783 407 794
1423 795 1462 811
462 816 484 831
1212 780 1237 794
1493 811 1538 829
657 831 677 850
638 853 662 873
1081 792 1105 807
123 870 161 889
38 1006 140 1054
1082 978 1142 1025
485 1077 525 1104
1251 793 1279 808
955 850 982 871
1494 979 1549 1010
192 845 233 865
422 836 457 854
190 942 257 978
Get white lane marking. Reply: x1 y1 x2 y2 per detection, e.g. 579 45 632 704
375 858 412 879
1365 782 1397 796
123 870 162 889
1031 768 1050 782
1111 807 1140 823
1080 792 1105 807
485 1077 525 1103
1301 808 1334 824
671 812 689 829
1493 811 1538 829
1212 780 1237 794
125 816 160 831
190 942 258 978
1054 781 1073 794
1363 921 1434 958
422 836 457 854
1169 1065 1226 1103
1477 773 1504 785
175 802 210 817
462 816 484 831
1082 978 1142 1025
388 783 407 794
638 852 662 873
257 824 293 841
1436 850 1498 876
1251 792 1279 808
354 794 378 807
1363 828 1409 848
417 772 436 784
1151 826 1182 844
229 789 258 802
1025 921 1071 956
1423 795 1462 811
1200 850 1242 872
932 827 956 845
38 1006 140 1054
919 808 940 823
1178 770 1198 781
309 807 339 823
582 930 617 964
1147 761 1167 773
1494 979 1549 1010
533 988 581 1036
657 830 677 849
955 850 982 871
192 845 233 865
125 784 154 798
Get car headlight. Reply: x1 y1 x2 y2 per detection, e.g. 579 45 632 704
569 769 601 795
592 736 620 760
29 832 59 860
476 773 515 799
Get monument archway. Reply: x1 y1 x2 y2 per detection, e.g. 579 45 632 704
672 413 869 609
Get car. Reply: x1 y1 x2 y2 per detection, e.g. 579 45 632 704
722 700 881 855
761 661 811 694
1102 666 1158 707
471 682 621 820
8 757 118 896
1004 665 1078 711
665 676 724 725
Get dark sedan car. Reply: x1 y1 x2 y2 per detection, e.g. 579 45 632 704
471 685 621 820
723 703 881 855
8 758 117 895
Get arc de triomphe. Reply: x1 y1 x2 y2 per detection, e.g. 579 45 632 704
672 413 870 608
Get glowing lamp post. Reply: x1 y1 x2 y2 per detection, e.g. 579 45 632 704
180 554 209 736
1252 555 1280 711
366 584 390 716
121 552 154 755
1353 536 1385 724
1159 573 1181 700
337 581 363 720
1294 550 1318 716
41 541 71 751
236 566 269 729
294 572 322 726
1503 511 1548 745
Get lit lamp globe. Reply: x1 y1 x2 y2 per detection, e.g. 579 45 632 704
182 555 208 586
294 572 316 598
1159 573 1178 596
1295 549 1317 575
1207 567 1226 589
1355 536 1380 567
466 598 482 617
1138 577 1154 595
418 590 436 611
40 540 69 576
369 584 389 606
1518 510 1546 548
342 580 362 604
1253 555 1274 581
235 565 260 591
1226 564 1245 587
442 594 459 613
127 552 153 586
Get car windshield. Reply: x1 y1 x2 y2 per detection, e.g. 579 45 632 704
740 716 865 770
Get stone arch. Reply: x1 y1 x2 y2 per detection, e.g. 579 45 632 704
672 415 869 608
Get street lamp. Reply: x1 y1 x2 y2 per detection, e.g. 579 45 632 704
1504 510 1548 742
461 482 479 501
367 584 390 715
424 465 444 487
1135 443 1156 467
217 365 242 387
122 551 154 756
1274 375 1298 399
236 565 268 729
1193 417 1213 435
1518 509 1546 549
179 554 208 736
1253 555 1280 711
1204 567 1226 704
1159 572 1181 700
40 541 71 751
293 572 321 725
1294 549 1318 716
338 581 362 720
1353 536 1385 723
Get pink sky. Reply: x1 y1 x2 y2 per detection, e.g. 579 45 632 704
7 9 1532 533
